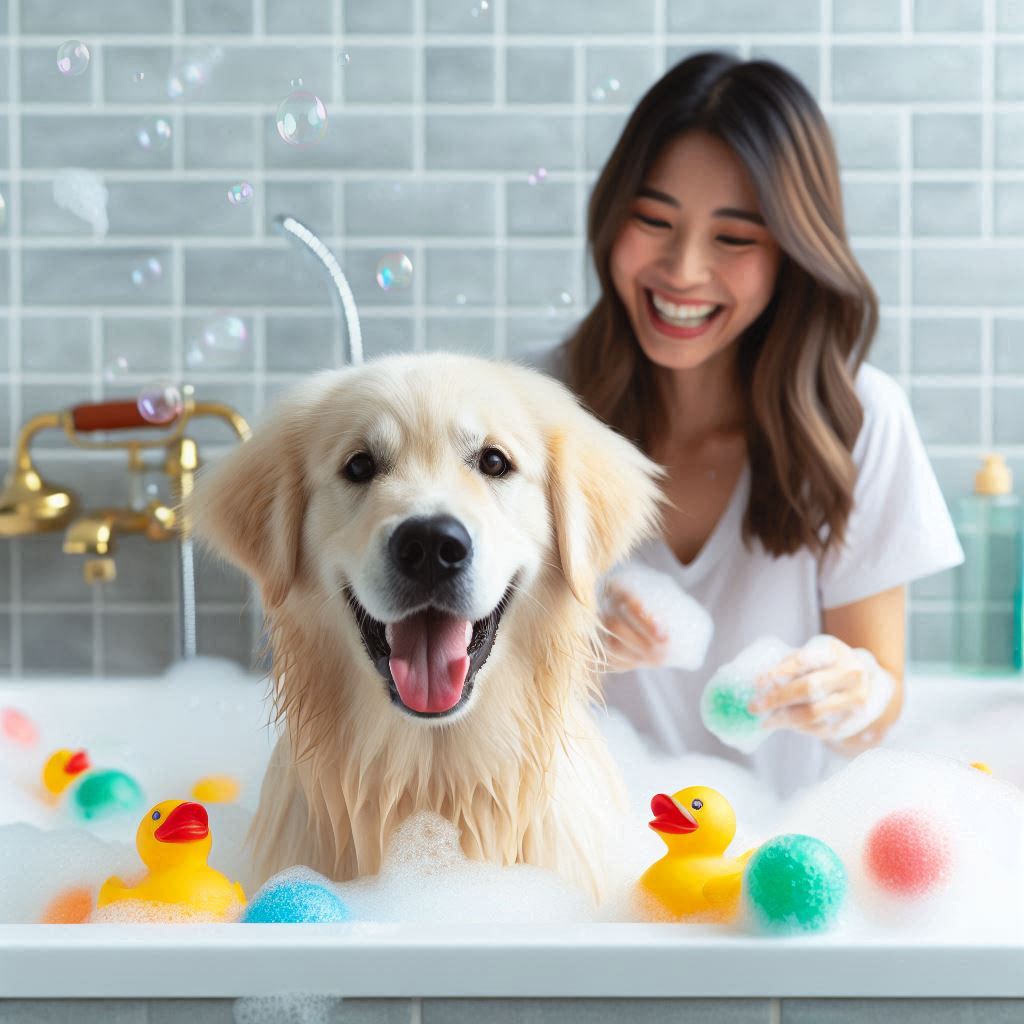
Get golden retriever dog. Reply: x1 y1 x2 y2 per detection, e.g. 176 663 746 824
189 352 664 901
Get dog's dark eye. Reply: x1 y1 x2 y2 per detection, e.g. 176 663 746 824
479 447 511 478
342 452 376 483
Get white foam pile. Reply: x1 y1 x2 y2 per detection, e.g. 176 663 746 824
1 655 1023 937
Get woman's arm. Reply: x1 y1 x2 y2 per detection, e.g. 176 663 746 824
821 583 906 754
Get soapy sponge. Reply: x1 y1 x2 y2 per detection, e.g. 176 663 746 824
600 564 713 671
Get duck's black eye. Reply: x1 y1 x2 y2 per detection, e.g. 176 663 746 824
343 452 376 483
151 810 161 820
691 799 703 811
479 447 511 477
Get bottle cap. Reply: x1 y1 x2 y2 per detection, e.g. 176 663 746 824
975 454 1013 496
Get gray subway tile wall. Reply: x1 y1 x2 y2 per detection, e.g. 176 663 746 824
1 1 1023 676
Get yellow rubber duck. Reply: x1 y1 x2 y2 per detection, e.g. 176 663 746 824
98 799 246 920
637 785 757 923
41 748 91 798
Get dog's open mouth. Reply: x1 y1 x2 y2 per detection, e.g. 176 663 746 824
345 582 516 719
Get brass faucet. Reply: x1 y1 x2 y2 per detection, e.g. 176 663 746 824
0 391 251 582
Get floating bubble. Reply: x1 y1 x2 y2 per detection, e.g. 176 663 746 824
133 71 145 83
275 91 328 147
102 355 131 383
375 252 413 291
590 77 621 103
136 118 171 152
57 40 90 77
470 0 489 15
227 182 253 205
137 382 183 425
455 293 467 306
557 290 573 306
130 257 163 289
340 53 351 68
167 60 205 100
0 193 6 229
527 167 548 186
186 314 249 369
289 77 303 88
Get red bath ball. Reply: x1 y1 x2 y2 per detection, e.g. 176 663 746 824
863 810 951 897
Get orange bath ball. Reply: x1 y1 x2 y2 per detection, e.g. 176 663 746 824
863 810 951 898
40 886 94 924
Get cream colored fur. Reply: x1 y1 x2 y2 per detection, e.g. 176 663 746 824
188 353 665 902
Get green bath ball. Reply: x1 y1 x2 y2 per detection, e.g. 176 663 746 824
744 834 847 934
72 769 144 821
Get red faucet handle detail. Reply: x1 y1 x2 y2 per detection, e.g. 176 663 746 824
70 400 181 432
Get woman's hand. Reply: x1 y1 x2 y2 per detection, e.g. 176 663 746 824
748 635 896 745
600 580 669 672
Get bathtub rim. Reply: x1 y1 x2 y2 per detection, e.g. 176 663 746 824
1 922 1023 999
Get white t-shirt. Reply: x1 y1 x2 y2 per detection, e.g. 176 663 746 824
526 346 965 797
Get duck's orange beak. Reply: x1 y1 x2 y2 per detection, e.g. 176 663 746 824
64 750 90 776
154 801 209 843
649 793 698 835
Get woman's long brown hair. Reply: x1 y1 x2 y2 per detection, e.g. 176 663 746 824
564 51 878 557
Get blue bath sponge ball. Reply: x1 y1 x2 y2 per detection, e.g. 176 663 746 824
242 880 350 924
744 834 847 934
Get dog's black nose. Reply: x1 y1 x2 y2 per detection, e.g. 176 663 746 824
389 515 473 587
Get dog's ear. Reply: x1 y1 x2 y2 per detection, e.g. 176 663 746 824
545 394 667 608
187 402 310 611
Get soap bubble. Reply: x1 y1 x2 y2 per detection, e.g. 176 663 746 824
455 293 467 306
527 167 548 186
137 382 183 425
136 118 171 151
186 314 249 369
133 71 145 83
130 257 163 289
340 52 351 68
103 355 131 383
0 193 6 229
57 40 90 77
226 182 253 205
375 252 413 291
591 77 621 102
470 0 490 15
167 60 205 100
289 77 303 88
275 91 328 147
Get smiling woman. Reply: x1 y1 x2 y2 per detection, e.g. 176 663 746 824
544 50 964 798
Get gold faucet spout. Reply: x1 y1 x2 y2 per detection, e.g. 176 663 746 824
63 514 118 557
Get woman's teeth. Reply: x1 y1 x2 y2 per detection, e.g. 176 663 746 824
650 293 720 326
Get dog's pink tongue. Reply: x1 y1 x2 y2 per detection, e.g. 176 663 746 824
388 610 471 713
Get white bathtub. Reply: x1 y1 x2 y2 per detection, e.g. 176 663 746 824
1 666 1024 1002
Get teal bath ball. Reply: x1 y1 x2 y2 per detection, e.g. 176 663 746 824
72 769 144 821
744 834 847 933
242 880 350 924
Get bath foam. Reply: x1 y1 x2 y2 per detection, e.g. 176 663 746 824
333 812 595 924
776 748 1024 934
600 564 714 670
700 636 792 753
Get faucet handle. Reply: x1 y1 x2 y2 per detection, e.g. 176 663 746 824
70 400 182 432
